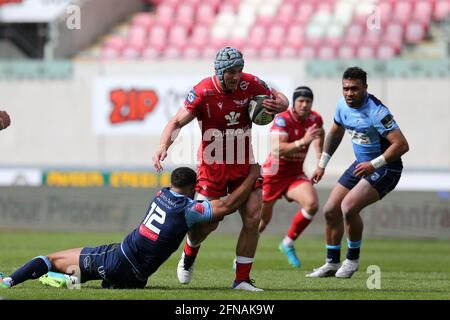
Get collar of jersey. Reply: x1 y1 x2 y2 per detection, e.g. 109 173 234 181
169 189 185 197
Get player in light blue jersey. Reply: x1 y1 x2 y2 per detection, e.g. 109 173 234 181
0 165 261 290
307 67 409 278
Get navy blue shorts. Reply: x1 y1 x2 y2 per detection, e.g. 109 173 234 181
79 243 147 289
338 161 402 199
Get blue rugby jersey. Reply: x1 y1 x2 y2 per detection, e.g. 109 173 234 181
120 187 212 278
334 93 403 169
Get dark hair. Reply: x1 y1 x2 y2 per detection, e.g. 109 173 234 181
343 67 367 84
171 167 197 188
293 86 314 102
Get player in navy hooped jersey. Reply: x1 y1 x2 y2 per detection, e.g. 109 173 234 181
0 165 260 289
306 67 409 279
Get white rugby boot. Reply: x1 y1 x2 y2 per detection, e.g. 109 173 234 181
335 259 359 278
177 252 196 284
306 262 341 278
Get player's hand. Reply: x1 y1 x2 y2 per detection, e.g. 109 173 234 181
303 124 322 144
0 110 11 130
353 161 375 178
249 163 261 179
311 167 325 184
152 145 168 173
262 89 289 115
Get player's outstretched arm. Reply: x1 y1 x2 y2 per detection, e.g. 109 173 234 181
0 110 11 130
210 164 261 221
353 128 409 177
153 108 196 172
312 122 345 183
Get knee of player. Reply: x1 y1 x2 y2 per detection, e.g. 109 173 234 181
323 205 341 223
302 201 319 215
340 199 357 216
242 210 261 228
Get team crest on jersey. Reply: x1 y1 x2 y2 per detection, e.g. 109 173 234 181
217 102 223 109
275 117 286 127
187 90 197 104
294 129 299 135
193 203 205 215
240 81 249 91
309 114 317 121
225 111 240 126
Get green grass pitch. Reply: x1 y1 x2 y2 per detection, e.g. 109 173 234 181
0 231 449 300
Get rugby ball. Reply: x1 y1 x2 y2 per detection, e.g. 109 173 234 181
248 95 274 125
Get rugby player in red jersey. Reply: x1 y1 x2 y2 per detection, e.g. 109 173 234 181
259 86 324 268
153 47 288 291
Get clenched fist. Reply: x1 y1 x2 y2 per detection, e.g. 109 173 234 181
0 110 10 130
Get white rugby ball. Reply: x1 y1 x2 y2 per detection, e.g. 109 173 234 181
248 95 274 125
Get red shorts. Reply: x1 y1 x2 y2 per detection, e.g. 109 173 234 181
195 163 262 198
262 170 310 203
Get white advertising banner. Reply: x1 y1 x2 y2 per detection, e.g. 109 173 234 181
0 168 41 186
92 74 293 136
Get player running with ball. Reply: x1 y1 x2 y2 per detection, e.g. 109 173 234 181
153 47 289 291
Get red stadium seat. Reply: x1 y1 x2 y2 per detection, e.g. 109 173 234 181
190 25 210 48
260 47 278 59
317 45 336 60
377 42 397 59
393 0 414 25
279 45 299 59
142 46 162 60
434 0 450 20
405 20 426 44
338 45 355 60
183 46 201 59
131 13 154 30
299 45 317 59
356 43 376 59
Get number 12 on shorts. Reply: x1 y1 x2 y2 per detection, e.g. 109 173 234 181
139 202 166 241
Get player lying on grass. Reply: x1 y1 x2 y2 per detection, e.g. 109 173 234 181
0 165 261 289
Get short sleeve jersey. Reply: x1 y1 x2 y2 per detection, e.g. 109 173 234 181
120 188 212 278
184 73 272 164
334 93 402 168
264 108 323 172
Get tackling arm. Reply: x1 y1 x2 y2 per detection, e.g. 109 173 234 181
209 164 261 221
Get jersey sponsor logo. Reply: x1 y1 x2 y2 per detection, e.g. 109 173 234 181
193 203 205 215
239 81 249 91
346 129 371 145
187 90 197 104
275 116 286 127
381 114 395 129
233 98 249 107
202 89 215 97
224 111 240 126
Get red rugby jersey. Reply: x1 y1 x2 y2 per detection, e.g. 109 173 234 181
184 73 272 165
264 108 323 172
